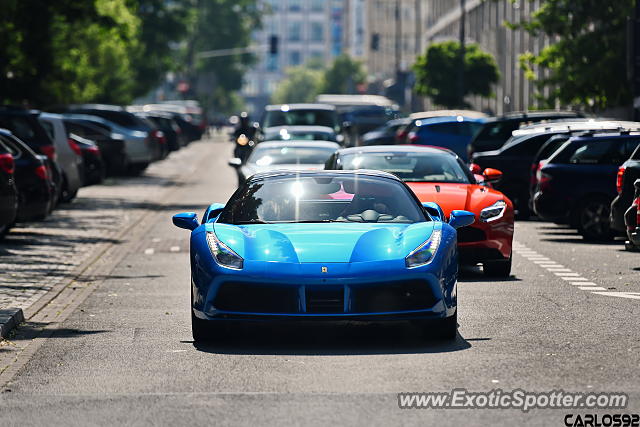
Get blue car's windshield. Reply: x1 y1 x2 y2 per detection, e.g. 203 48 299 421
338 152 471 183
219 175 426 224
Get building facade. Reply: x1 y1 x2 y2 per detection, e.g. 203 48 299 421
421 0 552 115
241 0 346 114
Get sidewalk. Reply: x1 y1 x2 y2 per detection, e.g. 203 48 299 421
0 136 227 338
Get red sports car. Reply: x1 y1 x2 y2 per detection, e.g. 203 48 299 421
325 145 515 277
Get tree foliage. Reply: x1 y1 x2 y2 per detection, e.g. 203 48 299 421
271 66 324 104
513 0 633 110
189 0 262 110
413 41 500 108
321 54 366 94
0 0 260 109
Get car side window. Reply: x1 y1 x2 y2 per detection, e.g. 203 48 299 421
568 140 616 165
0 135 22 159
623 139 640 159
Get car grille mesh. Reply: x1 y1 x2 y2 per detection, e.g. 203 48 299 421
213 280 437 315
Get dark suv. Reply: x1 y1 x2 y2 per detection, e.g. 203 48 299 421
533 132 640 240
468 111 584 156
610 144 640 247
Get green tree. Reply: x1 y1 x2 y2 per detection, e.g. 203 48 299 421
413 41 500 108
512 0 633 110
132 0 191 98
271 66 324 104
321 54 366 94
189 0 261 111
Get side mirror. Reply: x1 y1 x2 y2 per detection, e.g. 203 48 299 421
483 168 503 184
469 163 482 175
422 202 445 221
449 210 475 229
172 212 199 231
228 158 242 168
342 121 352 130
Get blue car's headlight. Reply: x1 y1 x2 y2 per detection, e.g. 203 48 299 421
480 200 507 222
206 231 244 270
405 229 442 268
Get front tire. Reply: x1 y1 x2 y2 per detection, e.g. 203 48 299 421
418 311 457 341
576 196 614 241
191 310 210 343
483 252 512 278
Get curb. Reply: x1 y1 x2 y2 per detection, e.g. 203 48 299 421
0 308 24 339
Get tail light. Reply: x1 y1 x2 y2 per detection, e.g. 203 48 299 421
538 171 552 192
86 145 100 154
152 129 166 145
0 153 15 175
40 144 57 162
408 132 419 143
635 197 640 227
34 164 48 180
616 166 626 194
68 138 82 156
530 162 539 186
396 130 408 143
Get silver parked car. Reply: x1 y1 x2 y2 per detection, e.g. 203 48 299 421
39 113 82 202
62 113 156 174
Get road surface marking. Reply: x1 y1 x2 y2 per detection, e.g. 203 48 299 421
591 292 640 300
144 248 154 255
513 240 637 303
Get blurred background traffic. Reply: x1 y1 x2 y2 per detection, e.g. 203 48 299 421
1 0 639 252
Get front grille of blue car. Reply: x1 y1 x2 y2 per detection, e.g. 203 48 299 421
306 286 344 314
212 280 437 315
214 282 299 313
349 280 437 313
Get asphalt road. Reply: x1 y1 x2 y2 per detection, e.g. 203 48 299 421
1 135 639 426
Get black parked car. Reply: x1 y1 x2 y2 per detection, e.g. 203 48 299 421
0 129 55 222
63 118 127 176
360 118 411 146
0 141 18 237
610 144 640 241
135 112 182 152
468 111 584 156
69 133 105 186
0 106 62 203
533 132 640 240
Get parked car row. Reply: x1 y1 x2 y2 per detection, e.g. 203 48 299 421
0 102 205 239
233 102 640 250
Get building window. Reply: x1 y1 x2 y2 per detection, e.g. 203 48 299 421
310 0 324 12
288 0 302 12
310 22 324 43
288 21 302 42
289 51 302 66
266 0 279 12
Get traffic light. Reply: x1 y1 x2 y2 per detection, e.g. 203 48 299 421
269 35 279 55
371 33 380 51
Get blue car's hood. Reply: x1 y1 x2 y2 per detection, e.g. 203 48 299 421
211 222 436 263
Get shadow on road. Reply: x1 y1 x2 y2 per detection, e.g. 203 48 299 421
190 321 474 356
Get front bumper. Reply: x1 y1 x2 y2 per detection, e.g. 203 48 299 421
191 259 457 322
456 221 513 264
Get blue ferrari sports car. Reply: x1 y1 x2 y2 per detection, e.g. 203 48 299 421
173 170 474 342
